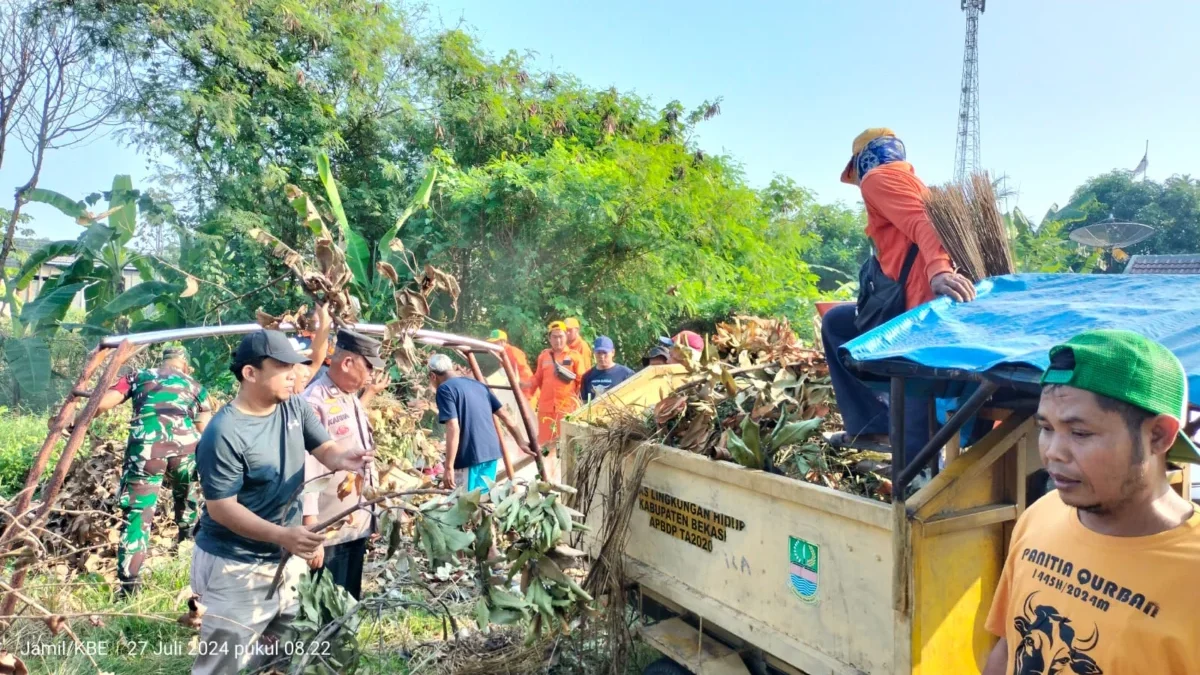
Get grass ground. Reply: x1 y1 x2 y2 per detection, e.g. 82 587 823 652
4 542 654 674
4 542 463 674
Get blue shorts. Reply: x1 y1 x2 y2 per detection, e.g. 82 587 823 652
454 459 498 493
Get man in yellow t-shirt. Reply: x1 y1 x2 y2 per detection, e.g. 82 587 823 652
983 330 1200 675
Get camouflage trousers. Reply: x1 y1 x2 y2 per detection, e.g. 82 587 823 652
116 444 199 582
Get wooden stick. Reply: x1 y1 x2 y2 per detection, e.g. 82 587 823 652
264 488 450 600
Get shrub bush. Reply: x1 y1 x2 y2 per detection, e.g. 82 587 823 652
0 407 61 497
0 405 130 498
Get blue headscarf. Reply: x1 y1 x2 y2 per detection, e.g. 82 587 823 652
855 136 907 182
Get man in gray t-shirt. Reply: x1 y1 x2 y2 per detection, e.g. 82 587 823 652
194 396 330 561
190 330 374 675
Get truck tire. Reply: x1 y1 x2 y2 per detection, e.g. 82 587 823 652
643 657 689 675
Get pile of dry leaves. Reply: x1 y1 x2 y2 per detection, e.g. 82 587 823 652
369 393 444 476
650 315 893 501
40 439 125 575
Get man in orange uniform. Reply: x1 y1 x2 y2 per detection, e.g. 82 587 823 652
486 329 533 386
524 321 585 445
821 128 976 457
563 318 592 372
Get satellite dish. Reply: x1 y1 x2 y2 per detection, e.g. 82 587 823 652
1069 215 1155 249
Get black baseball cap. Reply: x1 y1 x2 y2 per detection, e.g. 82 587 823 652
642 345 671 366
335 329 386 369
233 330 312 370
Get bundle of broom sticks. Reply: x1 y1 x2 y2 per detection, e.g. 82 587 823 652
923 172 1015 282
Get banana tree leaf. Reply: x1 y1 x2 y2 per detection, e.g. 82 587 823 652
725 430 761 470
89 280 181 325
11 241 77 290
769 418 824 451
130 255 155 283
345 226 372 294
108 175 138 245
247 228 304 273
315 153 349 231
54 256 97 288
315 154 371 291
84 280 112 317
286 185 327 237
23 188 88 222
372 166 439 284
21 281 90 332
391 165 437 236
1052 194 1098 229
3 336 51 405
740 414 762 466
78 223 120 257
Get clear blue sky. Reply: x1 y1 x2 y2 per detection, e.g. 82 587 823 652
6 0 1198 241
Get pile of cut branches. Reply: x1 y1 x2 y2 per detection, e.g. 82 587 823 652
368 393 443 476
649 316 893 501
16 405 184 581
273 476 595 674
37 439 125 575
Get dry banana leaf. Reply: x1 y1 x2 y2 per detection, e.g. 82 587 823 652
377 261 400 285
420 264 460 315
247 228 305 274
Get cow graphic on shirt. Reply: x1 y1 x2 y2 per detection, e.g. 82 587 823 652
1012 592 1102 674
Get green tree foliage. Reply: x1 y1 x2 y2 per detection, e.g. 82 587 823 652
432 135 820 357
760 177 866 293
1004 204 1099 274
70 3 825 361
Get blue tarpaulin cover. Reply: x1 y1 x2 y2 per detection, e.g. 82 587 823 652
842 274 1200 406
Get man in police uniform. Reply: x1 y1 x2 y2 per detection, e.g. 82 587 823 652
301 329 390 599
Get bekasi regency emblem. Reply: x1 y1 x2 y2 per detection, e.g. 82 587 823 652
789 536 819 604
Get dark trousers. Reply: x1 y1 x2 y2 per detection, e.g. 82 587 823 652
821 304 932 458
313 537 367 600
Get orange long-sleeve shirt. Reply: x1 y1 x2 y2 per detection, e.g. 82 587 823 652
524 349 586 444
525 349 584 415
859 162 954 310
566 336 592 372
503 344 534 385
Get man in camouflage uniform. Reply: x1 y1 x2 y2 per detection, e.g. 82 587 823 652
85 346 213 597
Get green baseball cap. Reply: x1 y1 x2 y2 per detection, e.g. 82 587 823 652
1040 330 1199 464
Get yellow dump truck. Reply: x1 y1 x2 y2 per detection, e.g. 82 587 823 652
559 274 1198 675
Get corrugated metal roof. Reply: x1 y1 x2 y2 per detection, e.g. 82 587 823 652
1124 254 1200 275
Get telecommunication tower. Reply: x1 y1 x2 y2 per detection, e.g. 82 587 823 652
953 0 985 182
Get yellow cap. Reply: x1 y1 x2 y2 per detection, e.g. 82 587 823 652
840 127 896 184
487 329 508 343
547 321 567 333
564 317 581 329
